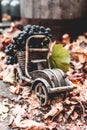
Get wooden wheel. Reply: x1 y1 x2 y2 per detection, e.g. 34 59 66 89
35 82 48 106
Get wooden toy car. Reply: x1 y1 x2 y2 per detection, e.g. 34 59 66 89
15 35 74 106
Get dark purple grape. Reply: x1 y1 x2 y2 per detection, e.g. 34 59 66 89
45 28 51 33
35 25 39 31
6 56 14 65
40 26 45 32
13 37 18 42
33 32 38 35
24 25 31 30
32 25 36 29
44 31 49 35
39 31 44 35
5 25 53 65
23 32 29 39
12 40 16 45
24 28 29 33
6 60 11 65
5 48 10 55
18 37 22 43
29 30 33 36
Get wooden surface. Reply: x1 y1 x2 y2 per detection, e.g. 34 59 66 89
20 0 87 19
0 0 1 22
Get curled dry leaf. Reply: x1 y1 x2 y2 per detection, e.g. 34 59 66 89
12 104 26 116
0 102 9 121
65 105 75 119
9 85 20 94
0 52 6 60
45 120 58 129
21 86 31 99
27 94 40 110
44 103 63 119
71 111 79 120
14 114 22 127
9 104 27 127
9 115 14 126
0 71 3 80
65 97 77 105
3 65 16 84
19 119 48 130
0 102 9 114
67 124 80 130
79 87 87 102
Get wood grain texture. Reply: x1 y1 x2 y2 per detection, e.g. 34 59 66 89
20 0 33 18
0 0 2 21
20 0 87 19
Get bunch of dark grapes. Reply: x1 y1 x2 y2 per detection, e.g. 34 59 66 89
5 25 52 65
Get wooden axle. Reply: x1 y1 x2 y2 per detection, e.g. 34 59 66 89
48 85 75 93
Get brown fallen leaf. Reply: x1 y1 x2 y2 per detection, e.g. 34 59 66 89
79 87 87 102
12 104 26 116
0 71 3 80
3 65 16 84
44 103 63 120
26 94 40 111
45 120 58 129
9 115 14 126
19 119 48 130
0 102 9 114
9 104 27 127
9 85 20 94
71 111 79 120
65 105 75 119
67 123 80 130
14 114 22 127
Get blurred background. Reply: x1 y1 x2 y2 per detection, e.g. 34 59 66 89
0 0 87 40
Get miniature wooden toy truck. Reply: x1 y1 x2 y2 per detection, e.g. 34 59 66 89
15 35 74 106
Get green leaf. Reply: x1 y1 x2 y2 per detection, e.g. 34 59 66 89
49 44 70 72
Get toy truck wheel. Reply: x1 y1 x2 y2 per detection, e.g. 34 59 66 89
35 82 48 106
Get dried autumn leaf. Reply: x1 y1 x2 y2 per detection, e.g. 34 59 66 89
12 104 26 116
19 120 47 130
44 103 63 119
14 114 22 126
65 98 78 105
57 113 63 123
9 85 20 94
79 87 87 102
27 94 40 110
65 98 71 105
65 105 75 119
3 65 16 84
9 104 27 127
45 120 58 129
9 115 14 126
22 86 31 99
0 52 6 60
67 123 80 130
0 71 3 80
71 111 79 120
0 102 9 114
